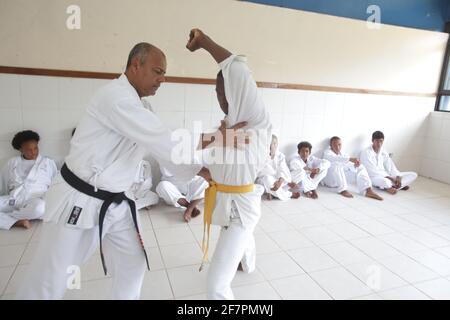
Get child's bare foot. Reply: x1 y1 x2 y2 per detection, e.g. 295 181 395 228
183 201 200 222
365 188 383 200
191 207 201 218
304 191 314 198
177 198 190 208
340 190 353 198
386 187 397 195
13 219 31 229
304 191 319 199
291 192 300 199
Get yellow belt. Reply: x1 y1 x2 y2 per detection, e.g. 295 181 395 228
199 180 254 271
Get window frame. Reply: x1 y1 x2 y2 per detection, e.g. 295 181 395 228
435 22 450 112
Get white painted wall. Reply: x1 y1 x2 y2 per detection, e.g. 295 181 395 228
0 0 447 94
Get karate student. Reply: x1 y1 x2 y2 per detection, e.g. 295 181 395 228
256 134 299 200
156 166 208 222
128 160 159 210
16 41 248 300
0 130 57 230
322 136 383 200
186 28 272 300
360 131 417 195
289 141 330 199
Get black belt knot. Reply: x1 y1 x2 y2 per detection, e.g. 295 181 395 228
60 163 150 275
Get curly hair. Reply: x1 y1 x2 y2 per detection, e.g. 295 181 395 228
297 141 312 152
11 130 40 150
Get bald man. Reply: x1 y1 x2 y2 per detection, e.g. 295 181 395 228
16 42 247 300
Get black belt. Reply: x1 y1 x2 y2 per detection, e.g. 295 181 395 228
61 163 150 275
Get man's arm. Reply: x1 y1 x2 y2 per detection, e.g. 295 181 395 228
186 29 232 63
0 162 9 196
186 28 268 132
198 120 248 150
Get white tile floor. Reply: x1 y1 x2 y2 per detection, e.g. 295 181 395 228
1 176 450 300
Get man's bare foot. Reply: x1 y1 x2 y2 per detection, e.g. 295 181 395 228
177 198 190 208
183 201 201 222
183 208 193 222
191 207 201 218
304 191 314 199
365 188 383 201
401 186 410 191
288 182 297 189
13 219 31 229
311 190 319 199
386 187 397 195
340 190 353 198
291 192 300 199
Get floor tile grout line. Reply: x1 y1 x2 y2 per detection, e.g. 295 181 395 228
146 209 176 300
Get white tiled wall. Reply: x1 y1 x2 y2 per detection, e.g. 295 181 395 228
0 74 110 167
0 73 436 185
420 111 450 184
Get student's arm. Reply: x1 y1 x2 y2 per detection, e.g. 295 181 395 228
310 156 329 172
48 159 58 180
383 152 401 177
323 149 350 164
186 29 232 64
187 28 268 128
319 158 331 171
289 158 306 184
360 149 383 177
277 153 292 182
0 162 9 195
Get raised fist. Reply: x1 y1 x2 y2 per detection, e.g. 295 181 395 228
186 28 207 52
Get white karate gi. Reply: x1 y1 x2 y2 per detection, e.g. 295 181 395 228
16 74 201 300
359 146 417 189
289 154 330 193
256 151 292 200
0 155 57 229
322 147 372 194
129 160 159 210
156 166 208 208
204 55 271 300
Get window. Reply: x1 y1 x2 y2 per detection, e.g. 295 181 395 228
436 22 450 112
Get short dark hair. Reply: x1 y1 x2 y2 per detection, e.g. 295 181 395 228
372 131 384 140
297 141 312 152
126 42 156 69
330 136 340 145
11 130 40 150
